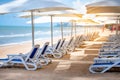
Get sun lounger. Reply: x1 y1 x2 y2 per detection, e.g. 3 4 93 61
99 51 120 58
0 44 40 70
101 43 120 48
57 38 67 55
36 42 52 66
7 42 51 66
47 39 61 52
91 32 100 41
89 57 120 73
60 37 75 53
100 44 120 53
46 39 63 58
74 35 83 48
82 34 89 41
65 35 84 52
108 35 120 42
65 37 75 52
98 48 120 57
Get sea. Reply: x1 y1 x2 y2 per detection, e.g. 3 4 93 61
0 24 85 46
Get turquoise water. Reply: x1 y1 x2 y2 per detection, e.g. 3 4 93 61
0 25 84 46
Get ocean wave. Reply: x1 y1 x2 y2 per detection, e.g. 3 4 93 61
0 30 62 38
0 40 32 46
35 31 51 35
0 33 32 38
0 36 58 47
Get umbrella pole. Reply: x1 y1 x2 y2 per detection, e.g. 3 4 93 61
75 21 76 38
118 16 120 35
61 22 63 40
71 21 73 38
30 11 34 47
116 17 119 35
50 15 53 47
71 23 72 37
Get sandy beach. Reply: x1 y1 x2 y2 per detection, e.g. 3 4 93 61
0 0 120 79
0 37 59 58
0 30 119 80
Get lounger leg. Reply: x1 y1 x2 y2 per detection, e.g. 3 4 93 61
53 52 63 58
20 57 38 71
89 65 107 73
25 62 37 70
39 56 49 66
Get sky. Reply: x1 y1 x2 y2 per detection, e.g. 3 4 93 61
0 0 99 26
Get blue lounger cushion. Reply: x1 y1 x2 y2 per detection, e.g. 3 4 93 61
0 58 22 62
93 63 120 65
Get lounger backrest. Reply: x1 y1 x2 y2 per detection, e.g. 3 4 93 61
75 36 79 42
29 48 38 58
55 39 61 50
74 36 80 44
40 42 49 55
68 37 74 46
82 35 88 41
25 44 40 61
60 38 66 48
78 35 83 42
80 35 83 40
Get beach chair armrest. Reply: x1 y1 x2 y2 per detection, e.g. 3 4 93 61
6 55 25 62
7 53 27 59
94 57 120 63
28 58 36 63
7 54 19 56
7 54 20 58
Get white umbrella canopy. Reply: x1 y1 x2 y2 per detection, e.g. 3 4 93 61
27 16 80 23
77 18 100 25
86 0 120 14
95 14 120 23
86 0 120 35
19 10 82 18
95 13 120 17
0 0 73 14
0 0 73 47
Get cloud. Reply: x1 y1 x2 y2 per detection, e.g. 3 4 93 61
53 0 102 14
0 0 27 13
85 0 102 5
72 0 102 14
72 0 86 14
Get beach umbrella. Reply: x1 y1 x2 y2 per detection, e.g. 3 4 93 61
77 19 99 25
69 20 77 38
19 10 82 18
20 10 81 46
0 0 73 47
95 14 120 34
76 18 100 34
0 0 73 14
27 15 81 46
94 13 120 33
86 0 120 14
95 13 120 17
95 14 120 24
27 16 80 24
86 0 120 35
